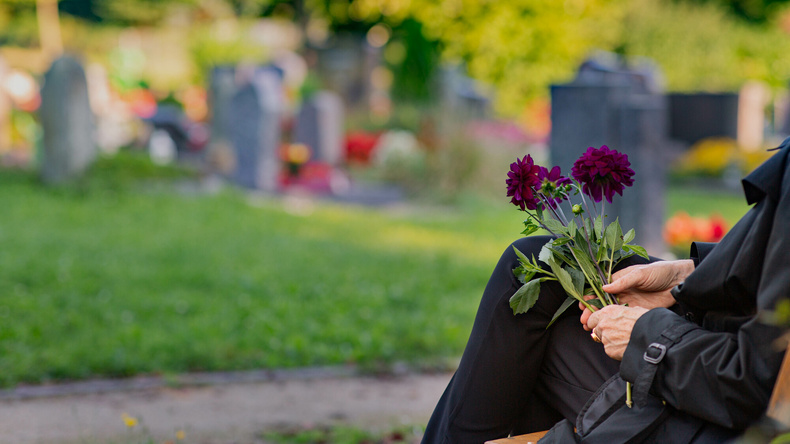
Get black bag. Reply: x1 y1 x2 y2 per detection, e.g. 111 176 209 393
538 374 732 443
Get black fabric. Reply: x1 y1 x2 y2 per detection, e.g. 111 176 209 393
421 235 651 444
620 140 790 431
423 138 790 443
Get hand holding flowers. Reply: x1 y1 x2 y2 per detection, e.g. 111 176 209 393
506 145 648 321
506 145 649 407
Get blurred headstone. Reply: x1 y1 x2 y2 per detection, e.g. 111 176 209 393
440 66 491 119
39 56 96 184
550 55 670 255
148 129 177 165
668 93 738 145
208 66 237 146
737 81 769 151
227 66 283 190
293 90 344 165
316 36 366 106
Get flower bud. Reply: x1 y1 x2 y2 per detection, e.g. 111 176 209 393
572 204 583 215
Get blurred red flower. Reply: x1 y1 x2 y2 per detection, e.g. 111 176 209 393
345 131 380 164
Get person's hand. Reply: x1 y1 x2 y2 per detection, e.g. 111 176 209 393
603 260 695 306
587 305 649 360
579 260 694 329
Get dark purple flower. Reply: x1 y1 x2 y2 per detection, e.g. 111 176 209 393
571 145 635 203
506 155 541 211
537 166 571 207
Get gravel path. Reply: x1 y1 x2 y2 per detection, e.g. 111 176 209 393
0 369 452 444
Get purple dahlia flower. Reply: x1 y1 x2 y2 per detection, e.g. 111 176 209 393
506 155 541 211
571 145 635 203
537 166 571 207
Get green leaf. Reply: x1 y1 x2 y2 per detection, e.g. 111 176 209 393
521 224 539 236
574 228 590 254
548 246 576 269
552 236 573 246
541 218 567 236
513 246 530 266
510 279 541 314
583 217 593 241
604 220 621 253
512 266 534 284
567 219 577 239
624 244 649 260
538 244 554 265
623 228 636 244
547 296 577 328
570 245 601 288
567 266 586 297
594 215 603 239
587 298 604 310
553 264 579 298
596 232 608 262
613 219 624 252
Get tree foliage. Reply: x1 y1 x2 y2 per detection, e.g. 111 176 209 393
621 0 790 92
2 0 789 116
678 0 790 22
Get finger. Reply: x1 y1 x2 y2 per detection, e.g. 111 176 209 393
580 307 593 330
586 309 601 331
602 269 643 294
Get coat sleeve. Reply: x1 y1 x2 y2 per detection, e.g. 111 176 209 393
619 308 785 430
620 146 790 430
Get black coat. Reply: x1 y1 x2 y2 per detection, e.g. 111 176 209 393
619 139 790 432
540 140 790 443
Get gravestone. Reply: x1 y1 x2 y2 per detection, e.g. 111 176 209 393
39 56 96 184
293 90 344 165
550 56 669 255
667 93 738 145
208 66 237 146
227 66 283 190
737 81 769 151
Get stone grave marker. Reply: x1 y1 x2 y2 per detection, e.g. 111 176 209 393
550 56 670 255
293 90 344 165
39 55 96 184
227 66 283 191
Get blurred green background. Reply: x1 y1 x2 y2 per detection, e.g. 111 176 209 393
0 0 785 388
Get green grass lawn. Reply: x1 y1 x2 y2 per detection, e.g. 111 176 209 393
0 154 753 387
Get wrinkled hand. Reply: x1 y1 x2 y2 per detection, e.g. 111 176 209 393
579 260 694 329
587 305 649 360
603 260 695 305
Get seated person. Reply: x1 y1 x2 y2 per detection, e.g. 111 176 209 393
421 139 790 443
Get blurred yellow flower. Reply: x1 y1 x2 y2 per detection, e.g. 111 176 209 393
176 430 186 440
121 413 138 428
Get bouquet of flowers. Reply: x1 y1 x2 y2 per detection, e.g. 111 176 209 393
506 145 648 405
506 145 648 406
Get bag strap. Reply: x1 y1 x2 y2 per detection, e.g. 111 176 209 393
632 322 698 408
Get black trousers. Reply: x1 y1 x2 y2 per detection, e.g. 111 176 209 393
422 236 652 444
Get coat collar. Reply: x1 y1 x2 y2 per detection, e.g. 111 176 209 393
741 136 790 205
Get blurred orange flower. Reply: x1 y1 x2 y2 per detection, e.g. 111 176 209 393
663 212 728 248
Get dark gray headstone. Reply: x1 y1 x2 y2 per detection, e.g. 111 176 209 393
293 90 344 165
550 57 669 254
39 56 96 184
227 67 283 190
668 93 738 145
208 66 237 145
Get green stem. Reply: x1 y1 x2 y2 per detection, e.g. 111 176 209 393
566 246 607 305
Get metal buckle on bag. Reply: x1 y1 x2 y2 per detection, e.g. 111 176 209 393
643 343 667 364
